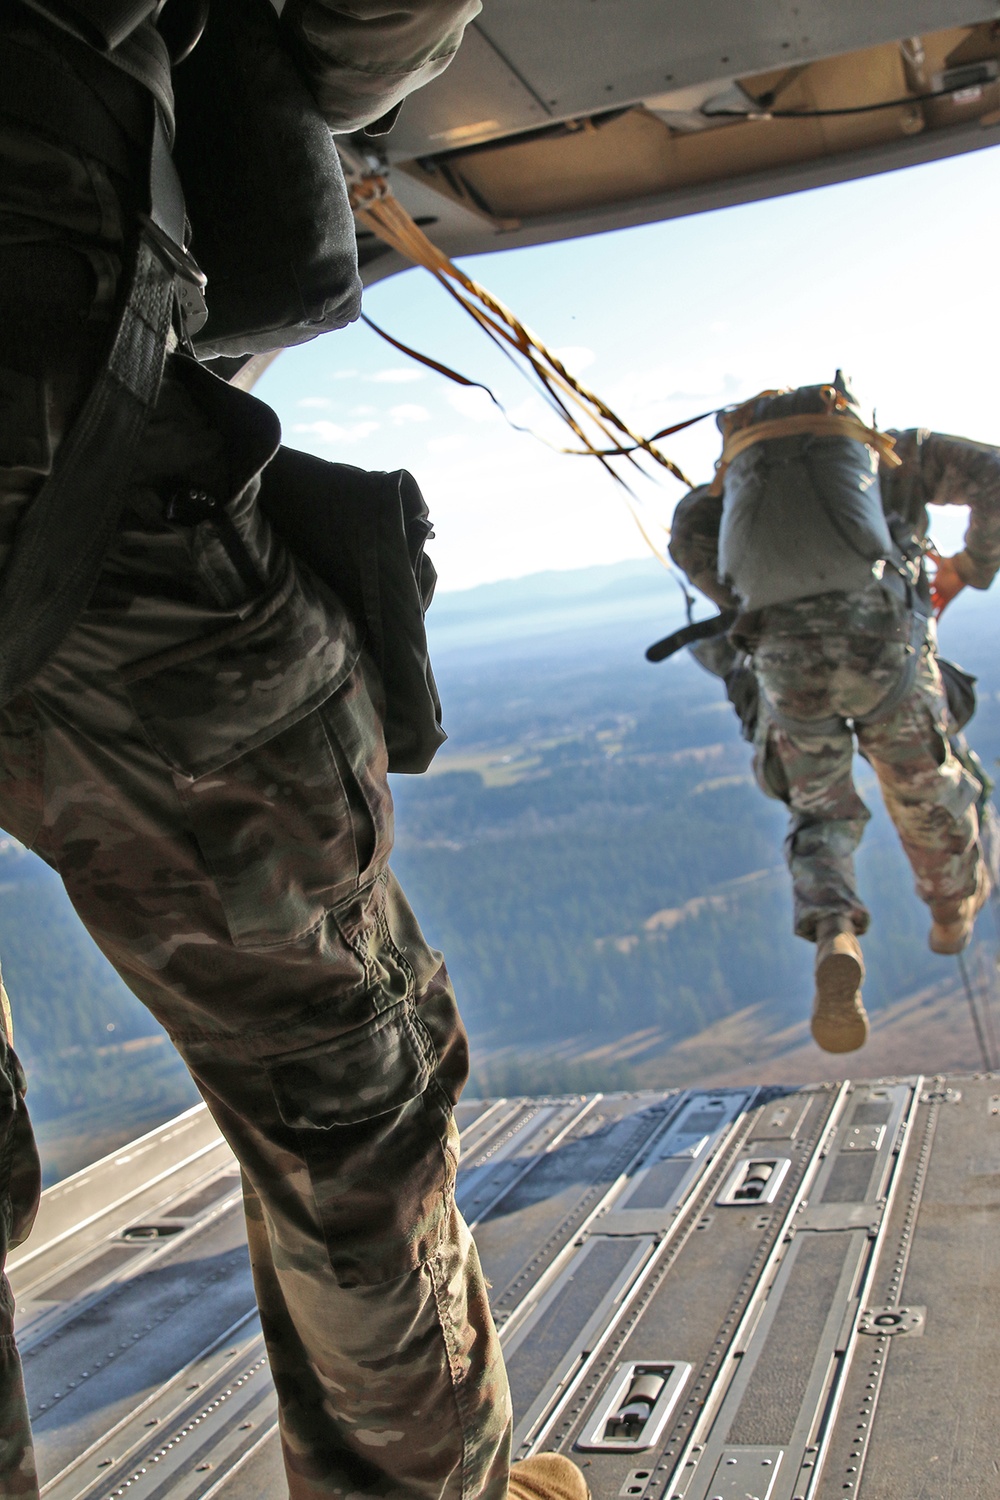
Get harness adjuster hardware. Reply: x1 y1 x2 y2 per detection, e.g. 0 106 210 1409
139 215 209 339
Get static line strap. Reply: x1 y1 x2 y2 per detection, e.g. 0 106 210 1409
957 952 994 1071
360 311 614 455
646 609 738 663
350 179 695 490
360 313 713 465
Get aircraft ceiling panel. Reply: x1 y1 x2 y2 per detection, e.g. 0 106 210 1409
455 0 1000 122
384 22 551 162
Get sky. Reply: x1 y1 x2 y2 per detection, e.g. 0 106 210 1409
256 141 1000 594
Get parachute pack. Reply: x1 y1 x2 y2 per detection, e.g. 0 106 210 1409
714 377 901 611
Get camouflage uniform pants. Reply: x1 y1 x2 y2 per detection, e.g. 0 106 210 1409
0 359 512 1497
0 255 511 1500
752 628 982 940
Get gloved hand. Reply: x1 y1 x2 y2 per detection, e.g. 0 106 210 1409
928 551 966 617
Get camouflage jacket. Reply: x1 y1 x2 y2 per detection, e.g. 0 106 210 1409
15 0 480 137
669 428 1000 611
283 0 482 134
880 429 1000 589
1 0 479 320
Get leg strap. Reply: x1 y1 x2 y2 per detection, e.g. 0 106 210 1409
762 608 927 739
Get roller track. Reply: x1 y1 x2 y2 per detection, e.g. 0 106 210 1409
15 1092 628 1498
13 1076 998 1499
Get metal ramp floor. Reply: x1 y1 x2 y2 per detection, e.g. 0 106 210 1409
11 1076 999 1499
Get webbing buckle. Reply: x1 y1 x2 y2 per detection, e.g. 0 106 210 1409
139 213 209 339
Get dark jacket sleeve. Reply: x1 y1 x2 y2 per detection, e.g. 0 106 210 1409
281 0 481 133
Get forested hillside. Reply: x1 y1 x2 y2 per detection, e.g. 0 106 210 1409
0 842 198 1178
3 558 998 1177
393 563 1000 1092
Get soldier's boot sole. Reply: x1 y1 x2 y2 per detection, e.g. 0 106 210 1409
929 862 992 955
812 932 868 1054
508 1455 591 1500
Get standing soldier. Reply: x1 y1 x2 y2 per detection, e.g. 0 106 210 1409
0 2 589 1496
667 376 1000 1055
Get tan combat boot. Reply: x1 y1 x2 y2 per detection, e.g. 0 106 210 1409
811 917 868 1054
508 1454 591 1500
929 862 992 955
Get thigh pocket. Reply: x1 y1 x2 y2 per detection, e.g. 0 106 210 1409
753 730 791 803
265 1002 454 1286
121 565 393 949
267 1001 433 1128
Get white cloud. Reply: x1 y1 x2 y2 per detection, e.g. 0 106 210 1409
351 404 378 417
446 386 502 422
292 419 380 445
507 393 553 429
328 368 359 380
426 434 469 454
390 403 431 425
551 345 597 374
365 367 426 384
298 396 333 409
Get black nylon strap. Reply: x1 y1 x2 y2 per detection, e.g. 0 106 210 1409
646 610 737 663
0 99 190 705
0 34 140 176
852 607 927 728
0 235 174 703
17 0 156 52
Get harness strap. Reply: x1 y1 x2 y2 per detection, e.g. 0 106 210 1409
0 36 142 175
0 239 174 704
18 0 157 51
854 608 927 727
762 607 928 739
708 411 902 495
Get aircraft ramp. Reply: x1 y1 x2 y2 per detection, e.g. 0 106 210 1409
10 1077 999 1499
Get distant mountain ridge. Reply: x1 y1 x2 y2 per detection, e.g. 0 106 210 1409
429 556 689 654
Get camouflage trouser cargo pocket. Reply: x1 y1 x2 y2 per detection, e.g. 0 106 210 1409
262 984 459 1288
267 1000 434 1129
120 560 394 950
752 726 791 803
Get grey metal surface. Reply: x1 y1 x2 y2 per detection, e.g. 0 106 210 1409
16 1078 1000 1498
21 1090 681 1497
371 117 1000 281
28 1199 254 1484
42 1320 272 1500
577 1362 692 1454
345 5 1000 280
10 1107 233 1294
504 1090 756 1458
817 1075 1000 1500
553 1084 845 1495
386 2 999 160
477 1094 682 1322
541 1080 925 1499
